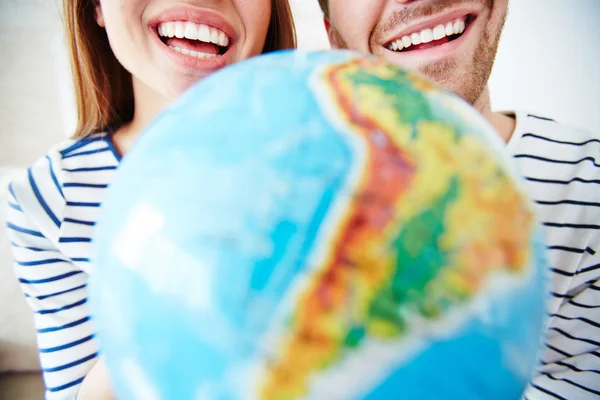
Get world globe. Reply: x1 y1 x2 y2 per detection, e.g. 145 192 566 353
91 50 547 400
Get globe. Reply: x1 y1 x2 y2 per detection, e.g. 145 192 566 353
91 50 547 400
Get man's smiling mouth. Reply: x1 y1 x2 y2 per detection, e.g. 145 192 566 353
385 15 474 53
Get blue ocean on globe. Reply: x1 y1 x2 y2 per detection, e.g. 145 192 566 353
90 50 547 400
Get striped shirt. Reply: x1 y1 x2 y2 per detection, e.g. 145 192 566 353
6 132 120 399
5 113 599 399
508 113 600 400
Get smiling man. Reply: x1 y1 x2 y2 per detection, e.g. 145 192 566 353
317 0 600 399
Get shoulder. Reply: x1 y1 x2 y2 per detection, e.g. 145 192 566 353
509 112 597 155
8 133 120 241
10 132 119 200
506 112 599 273
507 112 599 181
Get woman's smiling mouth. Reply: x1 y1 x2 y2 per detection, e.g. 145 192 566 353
157 21 231 59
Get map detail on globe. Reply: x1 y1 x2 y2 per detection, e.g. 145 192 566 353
92 51 547 400
253 57 538 400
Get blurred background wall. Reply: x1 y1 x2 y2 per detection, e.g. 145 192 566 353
489 0 600 131
0 0 73 166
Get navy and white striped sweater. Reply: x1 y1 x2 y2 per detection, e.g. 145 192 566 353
5 112 600 399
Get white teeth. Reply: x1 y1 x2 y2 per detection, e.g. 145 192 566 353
432 24 445 40
420 28 433 44
174 21 185 38
218 31 229 47
197 24 211 43
411 32 421 45
210 28 220 45
388 16 467 52
388 40 403 51
166 22 175 38
169 45 218 59
445 21 454 36
184 22 198 40
453 19 462 34
157 21 231 48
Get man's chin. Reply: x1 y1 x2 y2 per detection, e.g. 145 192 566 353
375 52 457 90
417 58 459 87
377 55 482 105
377 53 427 74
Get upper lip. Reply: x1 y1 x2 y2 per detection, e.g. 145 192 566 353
148 6 237 44
382 8 477 45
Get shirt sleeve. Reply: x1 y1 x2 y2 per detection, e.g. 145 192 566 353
524 241 600 399
5 154 99 400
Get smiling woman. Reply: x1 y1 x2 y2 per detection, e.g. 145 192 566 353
4 1 296 399
64 0 296 139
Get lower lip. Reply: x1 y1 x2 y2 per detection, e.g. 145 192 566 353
150 28 235 71
385 17 476 60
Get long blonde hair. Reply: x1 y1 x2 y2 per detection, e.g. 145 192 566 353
64 0 297 138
